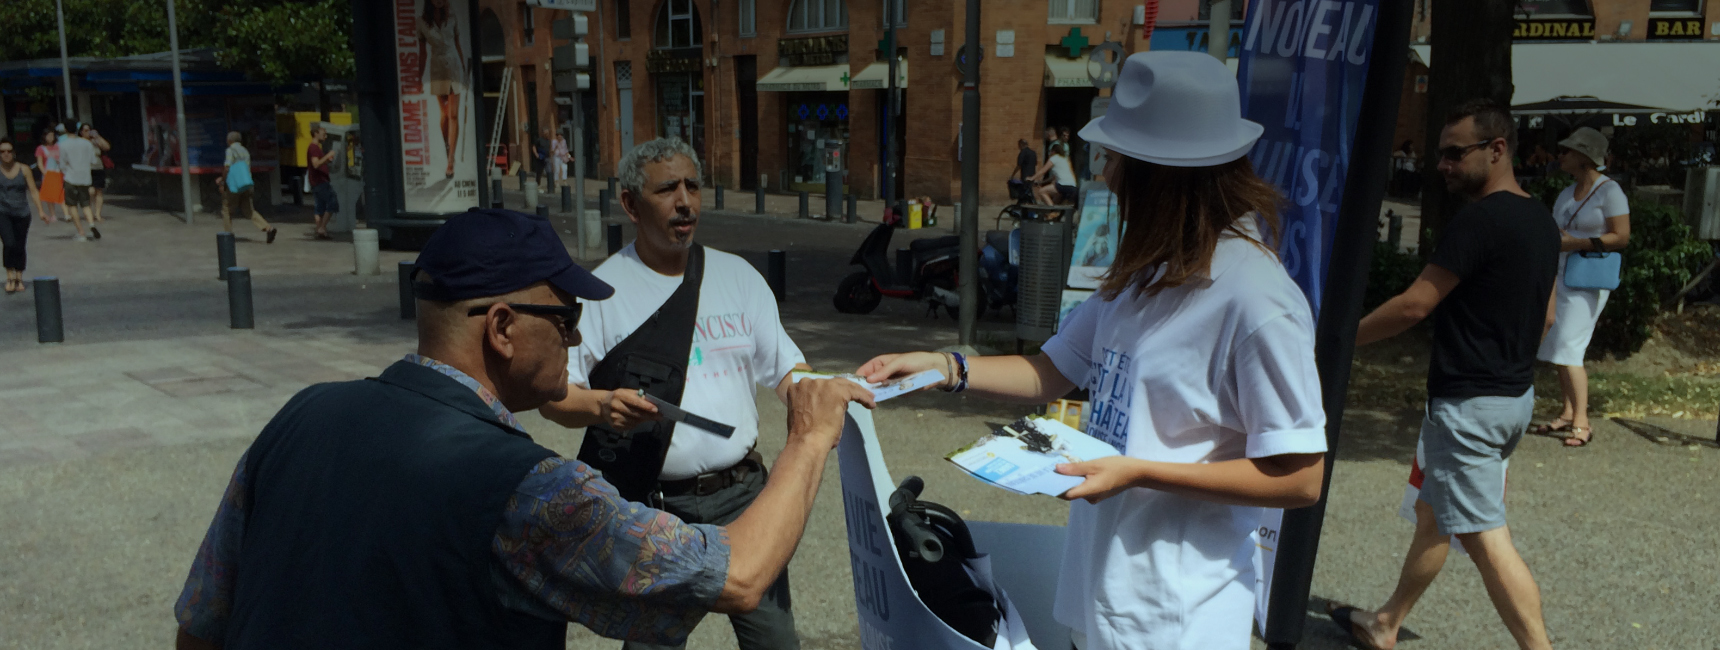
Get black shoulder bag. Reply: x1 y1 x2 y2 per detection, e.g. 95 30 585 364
576 244 705 502
887 476 1001 647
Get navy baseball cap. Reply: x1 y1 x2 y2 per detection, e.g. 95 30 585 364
413 208 613 302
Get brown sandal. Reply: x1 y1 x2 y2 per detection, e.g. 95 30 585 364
1529 418 1572 437
1563 426 1592 447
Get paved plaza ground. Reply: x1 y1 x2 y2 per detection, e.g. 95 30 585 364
0 193 1715 649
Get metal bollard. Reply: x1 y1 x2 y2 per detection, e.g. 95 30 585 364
798 191 809 219
216 231 236 280
845 194 857 224
756 185 766 214
227 267 254 329
398 261 417 320
607 177 618 198
598 189 610 218
715 183 724 210
607 222 623 256
33 277 63 343
536 204 549 219
491 179 504 209
561 184 572 212
767 250 786 303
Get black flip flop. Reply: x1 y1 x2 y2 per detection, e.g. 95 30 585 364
1326 605 1385 650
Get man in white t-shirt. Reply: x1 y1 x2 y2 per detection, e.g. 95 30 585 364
57 122 101 240
540 138 809 650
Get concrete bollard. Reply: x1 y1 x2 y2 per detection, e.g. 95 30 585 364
845 194 857 223
607 222 623 256
1386 210 1404 250
33 277 63 343
352 229 381 276
216 231 236 280
491 179 504 209
536 204 549 219
798 191 809 219
398 261 417 320
767 250 786 303
227 267 254 329
561 184 572 212
715 184 724 210
582 209 602 256
524 180 539 210
756 185 766 214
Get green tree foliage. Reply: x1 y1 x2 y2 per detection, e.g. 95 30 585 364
0 0 351 85
1590 200 1712 357
1363 241 1424 311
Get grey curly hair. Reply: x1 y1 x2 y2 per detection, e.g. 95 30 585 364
618 138 702 196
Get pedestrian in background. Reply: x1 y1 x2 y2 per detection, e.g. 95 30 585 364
220 131 278 244
0 138 46 295
859 52 1328 650
532 127 553 188
306 124 338 240
57 121 100 241
79 122 112 222
33 126 71 231
552 131 570 184
1030 142 1077 207
1335 99 1556 650
1532 127 1630 448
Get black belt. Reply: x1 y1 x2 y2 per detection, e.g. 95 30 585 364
658 449 764 498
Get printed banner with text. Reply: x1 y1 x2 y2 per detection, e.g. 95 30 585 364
395 0 480 213
1235 0 1382 632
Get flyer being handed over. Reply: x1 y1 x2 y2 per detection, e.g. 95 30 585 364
946 416 1119 497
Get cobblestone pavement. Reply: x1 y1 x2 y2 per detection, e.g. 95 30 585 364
0 197 1715 650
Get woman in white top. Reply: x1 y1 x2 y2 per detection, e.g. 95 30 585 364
857 52 1328 650
1532 127 1629 447
552 133 571 183
1032 142 1079 206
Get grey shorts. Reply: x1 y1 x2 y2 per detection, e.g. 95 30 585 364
64 183 91 207
1418 388 1533 535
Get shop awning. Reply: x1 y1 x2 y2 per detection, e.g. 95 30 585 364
851 59 908 89
1044 55 1093 88
1411 42 1720 112
756 64 851 92
1512 96 1669 115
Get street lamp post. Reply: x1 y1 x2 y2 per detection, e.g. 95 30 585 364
167 0 195 225
55 0 74 119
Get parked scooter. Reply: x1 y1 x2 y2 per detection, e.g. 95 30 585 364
978 228 1019 315
834 222 983 319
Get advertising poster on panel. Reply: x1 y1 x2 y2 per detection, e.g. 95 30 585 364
395 0 479 213
1234 0 1383 631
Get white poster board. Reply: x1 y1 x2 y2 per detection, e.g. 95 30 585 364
395 0 481 213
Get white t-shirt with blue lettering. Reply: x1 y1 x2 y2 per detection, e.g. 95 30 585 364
1039 227 1328 650
568 243 806 480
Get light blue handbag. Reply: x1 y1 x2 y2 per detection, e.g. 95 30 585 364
226 156 254 193
1560 180 1620 291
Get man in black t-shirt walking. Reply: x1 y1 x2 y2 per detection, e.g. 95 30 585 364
1011 139 1037 201
1334 100 1558 650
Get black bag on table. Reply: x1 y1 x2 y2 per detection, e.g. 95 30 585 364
887 476 1002 647
575 244 705 503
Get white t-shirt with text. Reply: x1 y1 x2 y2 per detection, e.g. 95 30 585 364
568 244 806 480
1039 226 1329 650
57 135 96 186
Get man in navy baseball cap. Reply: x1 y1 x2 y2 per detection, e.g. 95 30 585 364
414 207 614 303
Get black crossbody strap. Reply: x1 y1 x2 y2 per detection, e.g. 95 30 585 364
575 245 706 502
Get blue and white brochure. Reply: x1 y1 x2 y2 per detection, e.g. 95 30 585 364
946 417 1119 497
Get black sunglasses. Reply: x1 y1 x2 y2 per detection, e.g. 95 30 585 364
467 303 582 338
1438 140 1495 162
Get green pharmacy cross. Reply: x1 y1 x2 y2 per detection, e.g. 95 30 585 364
1060 27 1090 58
840 71 851 87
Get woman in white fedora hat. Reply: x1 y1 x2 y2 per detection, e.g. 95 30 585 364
855 51 1326 650
1530 126 1630 447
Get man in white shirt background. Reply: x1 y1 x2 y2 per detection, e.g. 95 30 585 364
57 121 100 241
541 137 811 650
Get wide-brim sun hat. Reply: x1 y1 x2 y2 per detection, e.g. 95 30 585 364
1079 51 1263 168
1558 126 1608 170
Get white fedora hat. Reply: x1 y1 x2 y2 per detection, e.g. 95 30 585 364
1079 51 1263 168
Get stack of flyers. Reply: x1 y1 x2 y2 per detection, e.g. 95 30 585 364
946 417 1119 497
791 369 947 402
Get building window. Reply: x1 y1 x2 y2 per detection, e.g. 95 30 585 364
1197 0 1245 21
1649 0 1702 13
788 0 848 34
656 0 702 49
1048 0 1097 23
740 0 757 36
616 0 632 39
520 3 535 45
1516 0 1591 16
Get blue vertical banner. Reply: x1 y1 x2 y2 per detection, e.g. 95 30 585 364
1237 0 1381 313
1233 0 1382 634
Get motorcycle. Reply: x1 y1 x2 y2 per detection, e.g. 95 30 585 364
834 222 985 319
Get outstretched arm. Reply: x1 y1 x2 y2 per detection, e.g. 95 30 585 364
857 352 1076 404
1356 263 1459 346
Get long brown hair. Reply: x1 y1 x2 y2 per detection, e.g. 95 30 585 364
1098 155 1284 299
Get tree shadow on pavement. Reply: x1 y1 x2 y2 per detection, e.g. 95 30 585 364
1331 409 1423 465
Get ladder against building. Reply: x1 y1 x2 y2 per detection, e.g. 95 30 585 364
486 66 514 181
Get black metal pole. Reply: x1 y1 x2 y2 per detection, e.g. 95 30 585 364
845 194 856 223
798 191 808 218
599 189 610 218
216 231 236 280
33 277 63 343
227 267 254 329
607 176 617 198
715 183 725 210
536 204 549 219
350 0 402 228
607 222 622 256
561 184 572 212
957 0 980 345
767 250 786 303
398 260 416 320
756 185 766 213
1262 1 1413 647
882 0 897 215
491 178 504 209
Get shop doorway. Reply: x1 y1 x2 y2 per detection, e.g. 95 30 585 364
737 55 759 190
787 91 848 194
657 73 704 162
1044 87 1097 178
875 90 905 202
